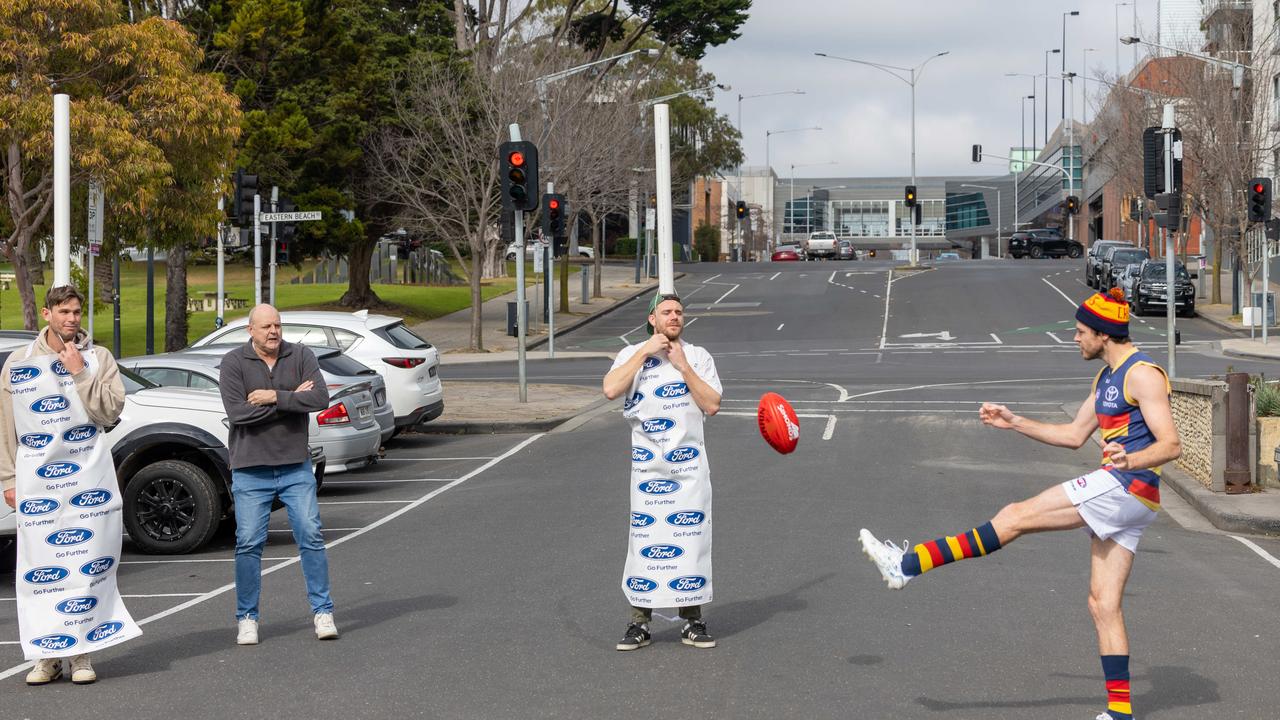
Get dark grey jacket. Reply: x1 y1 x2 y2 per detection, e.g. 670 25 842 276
219 340 329 470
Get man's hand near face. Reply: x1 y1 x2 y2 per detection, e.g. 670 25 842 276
58 342 85 375
4 488 14 509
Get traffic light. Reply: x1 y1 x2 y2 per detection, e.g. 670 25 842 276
277 199 297 263
1065 195 1080 214
233 169 258 224
971 144 982 163
498 141 539 211
1248 177 1272 223
904 185 917 208
868 249 877 258
542 193 567 238
735 200 747 220
1128 196 1141 221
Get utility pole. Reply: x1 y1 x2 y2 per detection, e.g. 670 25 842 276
269 186 278 305
1162 103 1178 376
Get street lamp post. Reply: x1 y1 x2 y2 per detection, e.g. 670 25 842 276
962 183 1002 258
789 160 838 239
1114 2 1130 79
1044 48 1060 142
737 89 805 260
765 126 821 247
816 49 949 265
1062 11 1079 121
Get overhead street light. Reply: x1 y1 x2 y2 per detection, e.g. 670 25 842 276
1062 11 1079 122
1044 48 1060 142
638 83 730 108
816 49 950 265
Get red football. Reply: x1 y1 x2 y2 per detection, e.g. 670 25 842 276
757 392 800 454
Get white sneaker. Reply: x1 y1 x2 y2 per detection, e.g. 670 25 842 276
313 612 338 640
24 658 62 685
236 618 259 645
69 654 96 684
859 528 912 589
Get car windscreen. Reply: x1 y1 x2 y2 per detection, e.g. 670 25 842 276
318 352 377 376
119 366 158 394
1141 264 1190 281
1110 251 1146 264
374 322 432 350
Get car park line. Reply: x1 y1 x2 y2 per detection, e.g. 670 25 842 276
0 433 543 681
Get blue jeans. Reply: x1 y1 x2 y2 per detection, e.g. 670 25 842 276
232 461 333 620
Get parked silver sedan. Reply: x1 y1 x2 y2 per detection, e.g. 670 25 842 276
121 349 383 473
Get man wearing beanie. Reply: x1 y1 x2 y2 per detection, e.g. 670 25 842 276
603 292 721 652
859 287 1181 720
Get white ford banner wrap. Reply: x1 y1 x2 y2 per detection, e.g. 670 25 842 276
614 343 721 608
12 342 141 659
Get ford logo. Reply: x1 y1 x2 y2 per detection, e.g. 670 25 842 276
62 425 98 443
631 446 655 463
31 395 70 414
663 446 700 464
642 356 662 370
9 365 40 384
30 634 77 651
18 497 59 516
70 489 112 508
668 575 707 592
630 512 656 528
641 417 676 434
623 391 643 411
46 528 93 547
87 621 124 643
55 596 99 615
637 479 680 495
19 432 54 449
24 566 70 585
51 360 71 376
654 382 689 399
626 576 658 593
640 544 684 560
36 461 81 480
80 557 115 577
666 510 705 527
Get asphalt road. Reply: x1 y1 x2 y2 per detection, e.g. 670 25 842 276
1 258 1276 719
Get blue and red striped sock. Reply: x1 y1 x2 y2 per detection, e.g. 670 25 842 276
1101 654 1133 719
900 521 1002 577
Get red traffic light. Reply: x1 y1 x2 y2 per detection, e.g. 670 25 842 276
1255 183 1267 194
508 151 525 167
548 199 560 210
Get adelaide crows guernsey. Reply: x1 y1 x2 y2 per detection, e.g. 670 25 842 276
1093 347 1169 512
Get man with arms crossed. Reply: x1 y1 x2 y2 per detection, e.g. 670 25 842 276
860 289 1181 720
220 304 337 645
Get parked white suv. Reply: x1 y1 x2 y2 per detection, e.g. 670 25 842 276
191 310 444 432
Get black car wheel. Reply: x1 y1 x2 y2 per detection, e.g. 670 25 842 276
123 459 221 555
1029 244 1044 259
1067 244 1083 259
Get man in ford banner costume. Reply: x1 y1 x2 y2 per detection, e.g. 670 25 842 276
603 293 721 651
1 285 139 685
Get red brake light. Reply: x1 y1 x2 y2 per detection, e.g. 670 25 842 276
316 403 350 426
382 357 426 369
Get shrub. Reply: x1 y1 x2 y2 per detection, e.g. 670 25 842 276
694 225 721 263
614 237 637 256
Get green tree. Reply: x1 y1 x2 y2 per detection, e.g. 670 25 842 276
198 0 453 308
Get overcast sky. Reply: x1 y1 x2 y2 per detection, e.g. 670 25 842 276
700 0 1162 180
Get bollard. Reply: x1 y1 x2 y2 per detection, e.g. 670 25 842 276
1224 372 1252 493
581 259 589 303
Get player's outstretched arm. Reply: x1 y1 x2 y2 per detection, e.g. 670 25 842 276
979 395 1098 449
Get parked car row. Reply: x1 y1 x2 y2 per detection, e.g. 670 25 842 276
0 310 445 556
1082 240 1197 317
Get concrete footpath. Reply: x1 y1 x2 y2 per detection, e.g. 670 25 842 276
407 262 654 434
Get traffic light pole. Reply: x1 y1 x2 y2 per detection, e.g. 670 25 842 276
216 196 225 329
509 124 528 403
1162 103 1177 376
269 186 278 306
253 194 262 306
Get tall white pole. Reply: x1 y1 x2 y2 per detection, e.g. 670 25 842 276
269 185 278 306
654 104 675 295
909 71 918 266
53 94 71 288
253 194 262 305
1067 75 1075 244
510 123 527 403
1162 103 1177 375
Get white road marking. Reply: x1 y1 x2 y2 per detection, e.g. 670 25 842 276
714 285 739 304
702 273 721 283
812 349 850 352
822 415 837 440
788 353 827 356
718 411 836 440
322 478 462 485
268 527 363 533
777 323 785 331
317 500 415 505
1045 330 1070 344
120 557 295 565
1230 536 1280 570
0 434 547 682
878 268 893 349
685 317 698 327
1041 276 1079 308
769 272 780 280
373 457 496 462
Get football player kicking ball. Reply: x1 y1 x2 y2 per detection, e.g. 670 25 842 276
859 289 1181 720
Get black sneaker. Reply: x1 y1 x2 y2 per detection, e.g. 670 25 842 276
615 623 651 651
680 620 716 648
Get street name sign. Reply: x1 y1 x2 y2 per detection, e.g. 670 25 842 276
260 211 322 222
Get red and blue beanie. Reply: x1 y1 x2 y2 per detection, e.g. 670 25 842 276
1076 287 1129 337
